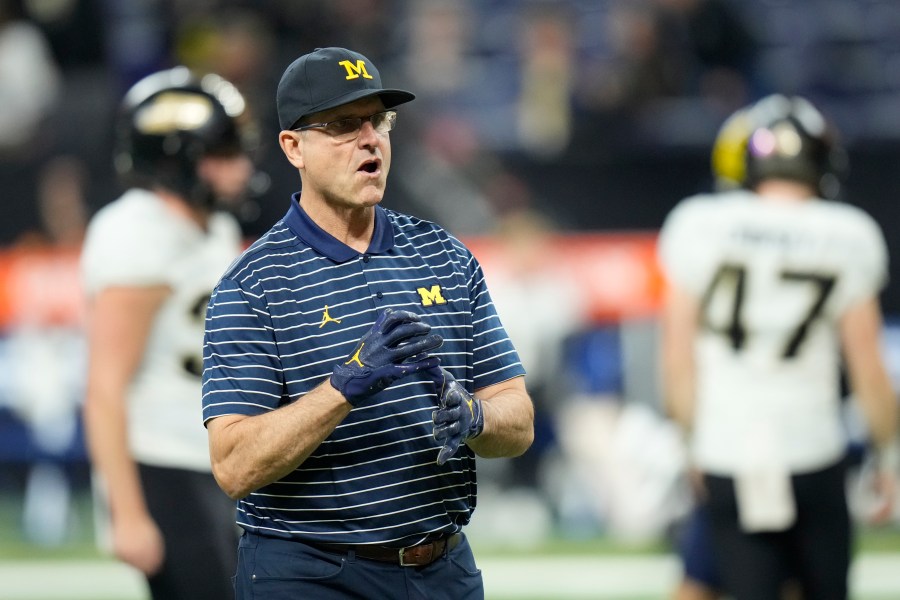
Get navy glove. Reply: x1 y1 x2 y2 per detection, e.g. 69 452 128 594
429 367 484 465
331 308 442 406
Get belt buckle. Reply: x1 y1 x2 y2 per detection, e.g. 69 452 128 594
398 542 433 567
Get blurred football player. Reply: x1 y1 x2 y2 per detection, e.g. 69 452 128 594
659 94 898 600
81 68 254 599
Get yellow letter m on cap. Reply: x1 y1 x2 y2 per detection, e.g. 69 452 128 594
417 285 447 306
339 59 374 80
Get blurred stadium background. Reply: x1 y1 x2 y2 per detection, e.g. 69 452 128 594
2 0 900 598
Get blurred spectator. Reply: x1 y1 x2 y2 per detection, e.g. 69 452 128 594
391 113 498 235
587 2 686 114
402 0 473 102
0 0 62 245
324 0 398 65
4 322 86 546
478 185 587 491
174 7 281 236
398 0 522 151
0 0 61 153
264 0 398 65
15 155 89 249
176 8 276 92
102 0 169 91
3 154 89 547
657 0 759 113
516 5 575 157
550 389 689 543
25 0 106 70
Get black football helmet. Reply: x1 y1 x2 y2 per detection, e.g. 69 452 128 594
114 67 253 206
711 94 845 198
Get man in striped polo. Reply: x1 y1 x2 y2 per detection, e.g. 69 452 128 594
202 47 534 599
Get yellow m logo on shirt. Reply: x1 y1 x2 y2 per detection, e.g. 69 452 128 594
417 285 447 307
338 59 374 81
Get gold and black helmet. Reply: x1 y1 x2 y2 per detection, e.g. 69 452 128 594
114 67 253 205
711 94 845 198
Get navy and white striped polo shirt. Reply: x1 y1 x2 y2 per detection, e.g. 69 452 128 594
202 196 525 546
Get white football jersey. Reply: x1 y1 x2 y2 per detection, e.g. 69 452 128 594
81 189 242 471
659 190 888 475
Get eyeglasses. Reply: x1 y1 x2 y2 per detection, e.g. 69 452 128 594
292 110 398 142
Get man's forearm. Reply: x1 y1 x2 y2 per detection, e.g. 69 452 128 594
468 385 534 459
842 298 899 451
857 380 898 452
663 373 696 433
84 388 149 520
208 380 351 499
661 284 700 433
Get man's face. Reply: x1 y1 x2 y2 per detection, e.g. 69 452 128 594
197 153 254 208
293 96 392 210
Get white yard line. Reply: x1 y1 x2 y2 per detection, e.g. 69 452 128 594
1 554 898 600
484 555 681 598
482 554 900 599
0 561 146 600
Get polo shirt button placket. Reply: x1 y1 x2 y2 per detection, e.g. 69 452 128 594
361 254 381 301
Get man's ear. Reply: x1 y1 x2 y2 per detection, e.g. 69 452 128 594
278 131 304 169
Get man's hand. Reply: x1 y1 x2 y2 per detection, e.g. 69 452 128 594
429 367 484 465
865 468 896 525
112 511 165 576
866 443 899 525
331 308 442 406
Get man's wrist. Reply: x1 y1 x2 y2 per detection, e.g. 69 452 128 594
467 396 485 440
875 438 900 473
330 363 369 406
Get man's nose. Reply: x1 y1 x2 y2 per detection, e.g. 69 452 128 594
357 118 380 146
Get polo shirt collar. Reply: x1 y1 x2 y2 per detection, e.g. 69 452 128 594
284 193 395 263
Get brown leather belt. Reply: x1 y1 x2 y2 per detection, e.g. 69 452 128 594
310 533 461 567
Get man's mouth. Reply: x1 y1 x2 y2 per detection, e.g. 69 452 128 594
358 159 380 174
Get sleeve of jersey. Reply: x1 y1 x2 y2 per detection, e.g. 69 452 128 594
464 248 526 390
835 211 889 310
81 207 175 294
657 199 712 295
202 277 283 424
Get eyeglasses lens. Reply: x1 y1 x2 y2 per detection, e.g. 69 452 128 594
312 111 397 141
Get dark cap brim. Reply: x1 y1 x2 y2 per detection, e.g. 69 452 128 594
284 88 415 130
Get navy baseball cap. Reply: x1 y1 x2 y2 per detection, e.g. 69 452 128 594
276 47 415 131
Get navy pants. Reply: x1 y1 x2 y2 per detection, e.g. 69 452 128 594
234 531 483 600
676 503 722 589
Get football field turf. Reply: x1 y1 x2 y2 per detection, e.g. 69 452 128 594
1 546 898 599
